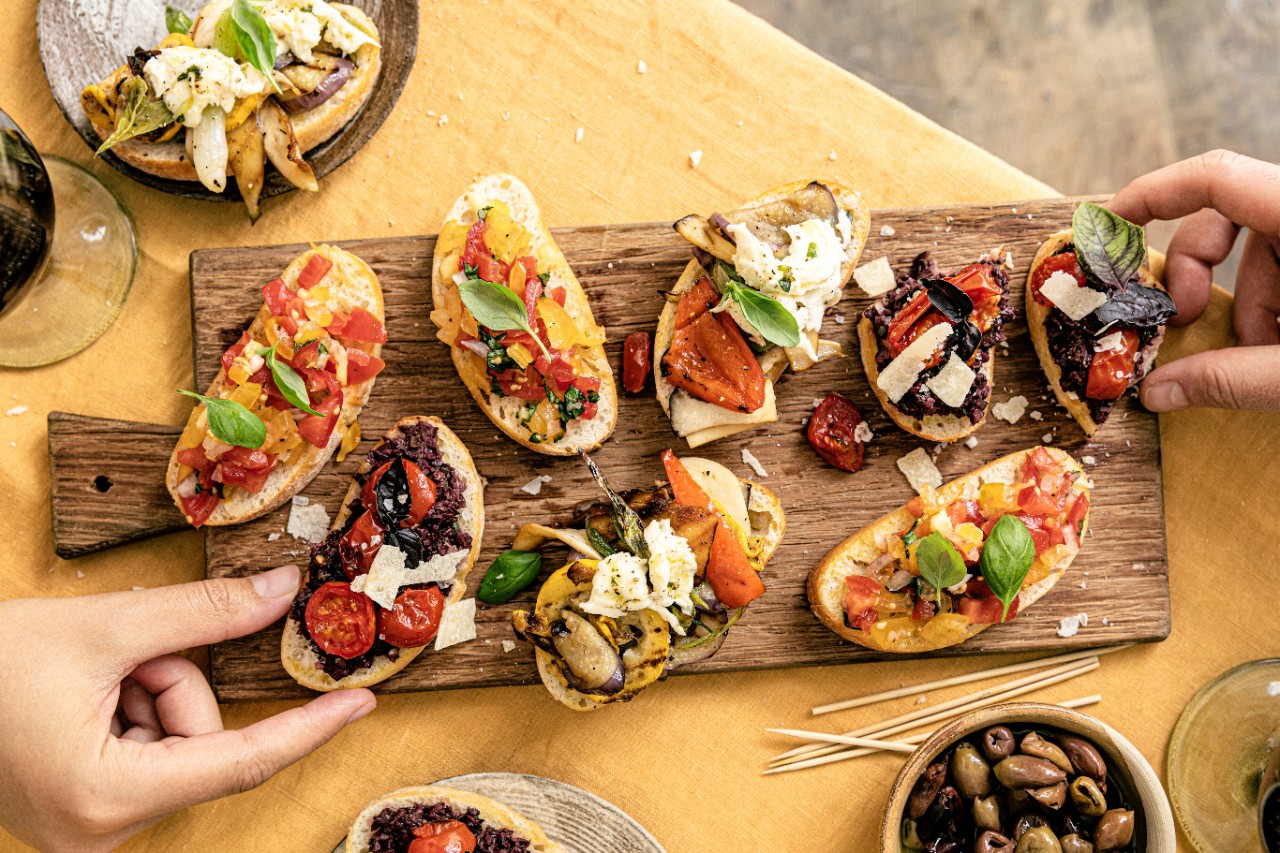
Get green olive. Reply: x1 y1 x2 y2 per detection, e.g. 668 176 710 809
951 741 993 798
1068 776 1107 817
1094 808 1135 851
1014 826 1063 853
1059 835 1094 853
901 817 925 850
976 830 1014 853
1021 731 1074 774
973 794 1003 831
995 755 1068 789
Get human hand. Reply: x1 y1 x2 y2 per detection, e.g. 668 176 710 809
1107 149 1280 412
0 565 376 852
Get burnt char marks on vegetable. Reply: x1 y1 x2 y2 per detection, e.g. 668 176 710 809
367 801 530 853
865 251 1013 424
290 421 472 680
127 48 159 77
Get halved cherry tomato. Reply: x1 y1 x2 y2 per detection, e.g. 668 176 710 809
622 331 651 394
345 348 385 386
377 586 446 648
661 449 765 607
948 263 1003 331
304 582 377 658
886 291 934 358
216 446 277 494
360 459 437 527
408 820 477 853
807 392 866 472
844 575 881 631
339 511 384 579
297 253 333 289
328 306 386 344
1029 252 1085 306
958 578 1019 624
661 307 765 413
1086 330 1139 400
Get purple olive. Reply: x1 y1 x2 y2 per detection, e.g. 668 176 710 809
982 726 1017 761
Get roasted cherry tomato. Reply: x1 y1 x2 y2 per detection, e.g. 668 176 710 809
339 511 385 579
958 578 1019 624
408 820 477 853
1029 252 1085 306
948 263 1003 331
807 392 867 472
304 582 377 659
622 331 651 394
360 459 437 527
661 281 765 413
297 253 333 289
1086 330 1139 400
675 277 720 328
886 291 934 357
377 586 446 648
844 575 881 631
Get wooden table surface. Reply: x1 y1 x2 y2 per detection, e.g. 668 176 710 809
1 1 1276 850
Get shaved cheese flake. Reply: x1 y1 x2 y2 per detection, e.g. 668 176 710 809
854 256 896 297
1095 331 1126 353
741 448 768 477
352 546 469 610
501 639 517 653
521 475 552 495
286 497 330 543
1057 612 1089 638
1040 270 1108 321
897 447 943 493
964 436 979 449
992 395 1029 424
854 421 874 444
925 354 977 408
434 598 477 650
877 323 953 403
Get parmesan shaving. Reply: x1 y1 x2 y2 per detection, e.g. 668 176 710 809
435 598 478 650
897 448 943 493
741 448 768 478
877 323 953 403
853 256 896 297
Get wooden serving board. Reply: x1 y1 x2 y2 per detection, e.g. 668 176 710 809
50 196 1171 701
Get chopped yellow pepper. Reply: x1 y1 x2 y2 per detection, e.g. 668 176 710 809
537 297 580 350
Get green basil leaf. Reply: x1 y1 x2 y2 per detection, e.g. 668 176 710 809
456 277 550 358
915 532 967 605
584 452 648 559
211 8 240 56
723 280 801 348
177 390 266 448
478 550 543 604
1072 200 1146 291
585 526 617 558
230 0 281 92
165 6 193 33
96 76 175 155
979 514 1036 622
261 343 322 416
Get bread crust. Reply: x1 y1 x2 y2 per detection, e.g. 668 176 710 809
430 173 618 455
1026 229 1166 436
345 785 563 853
165 244 383 526
281 416 486 692
653 179 871 447
807 446 1091 653
83 3 381 185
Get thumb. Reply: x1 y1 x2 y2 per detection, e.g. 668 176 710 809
131 689 375 815
1140 345 1280 412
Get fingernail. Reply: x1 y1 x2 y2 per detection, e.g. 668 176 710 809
1142 381 1190 412
346 699 376 723
250 565 300 599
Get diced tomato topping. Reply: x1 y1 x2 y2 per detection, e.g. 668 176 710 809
262 278 305 336
958 578 1019 624
580 399 598 420
221 331 251 374
297 253 333 289
948 499 985 528
844 575 882 630
333 306 386 344
297 386 343 448
1086 330 1139 400
180 486 219 528
1018 448 1075 516
1029 252 1086 306
493 367 548 400
460 220 507 282
911 595 937 622
290 341 323 370
177 445 215 473
550 286 567 306
905 496 924 519
345 348 385 385
1067 493 1090 537
216 446 278 494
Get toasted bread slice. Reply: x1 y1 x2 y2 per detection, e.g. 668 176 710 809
281 416 485 691
517 479 785 711
1027 229 1166 436
430 173 618 455
808 446 1090 653
165 244 383 526
654 179 871 448
346 785 563 853
81 2 381 185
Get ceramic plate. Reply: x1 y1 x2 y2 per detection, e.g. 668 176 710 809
36 0 415 201
332 772 665 853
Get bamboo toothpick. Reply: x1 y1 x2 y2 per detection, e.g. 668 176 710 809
765 730 918 753
811 645 1131 716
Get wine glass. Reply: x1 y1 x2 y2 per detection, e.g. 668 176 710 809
0 107 136 367
1168 659 1280 851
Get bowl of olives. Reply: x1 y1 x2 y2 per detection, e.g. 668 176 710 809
881 702 1175 852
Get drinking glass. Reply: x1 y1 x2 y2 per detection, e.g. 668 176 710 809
0 107 136 367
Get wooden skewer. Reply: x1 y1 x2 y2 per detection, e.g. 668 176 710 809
763 693 1104 776
811 644 1131 716
771 657 1099 766
765 729 919 753
769 659 1098 768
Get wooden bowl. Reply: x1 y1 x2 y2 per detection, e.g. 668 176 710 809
880 702 1175 852
35 0 416 201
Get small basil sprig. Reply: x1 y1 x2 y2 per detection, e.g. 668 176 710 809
260 343 322 416
177 390 265 448
216 0 281 92
720 279 800 347
915 532 967 606
1072 200 1146 291
457 277 550 358
165 6 193 33
478 550 543 604
979 514 1036 622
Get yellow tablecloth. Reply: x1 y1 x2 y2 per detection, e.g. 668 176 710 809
2 1 1276 850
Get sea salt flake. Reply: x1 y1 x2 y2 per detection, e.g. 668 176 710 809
879 224 896 237
689 150 703 168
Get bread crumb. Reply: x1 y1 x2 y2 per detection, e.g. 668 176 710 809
854 421 874 444
636 59 647 74
75 570 85 579
267 532 281 542
833 313 845 324
741 448 768 478
1081 455 1096 466
438 114 449 127
915 696 927 705
1042 433 1054 444
879 224 896 237
828 150 838 161
689 150 703 168
1029 410 1043 421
